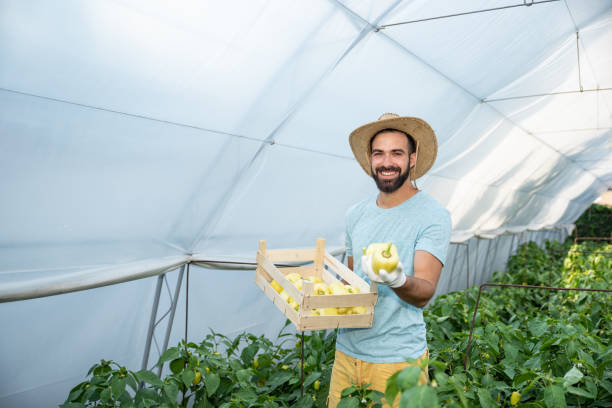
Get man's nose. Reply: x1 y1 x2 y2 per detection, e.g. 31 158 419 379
382 153 394 166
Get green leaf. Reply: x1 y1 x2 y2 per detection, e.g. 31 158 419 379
524 356 542 370
135 370 163 387
240 343 259 366
110 378 126 399
229 359 243 371
566 385 596 399
182 368 195 387
204 372 220 396
163 382 179 401
528 320 548 338
397 366 422 390
600 379 612 395
135 387 159 403
399 385 438 408
234 389 257 402
59 403 86 408
311 332 323 350
366 389 385 403
476 388 496 408
449 376 468 408
543 385 566 408
169 358 185 375
125 373 138 392
294 394 314 408
266 370 293 390
157 347 180 365
337 397 359 408
504 343 519 361
513 372 537 387
340 386 357 397
66 385 85 402
563 366 583 386
385 372 400 406
100 387 111 403
258 353 273 368
303 371 321 388
236 368 252 383
90 375 106 386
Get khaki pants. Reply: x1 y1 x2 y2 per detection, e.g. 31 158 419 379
327 349 429 408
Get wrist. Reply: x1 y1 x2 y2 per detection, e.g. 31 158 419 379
390 272 407 288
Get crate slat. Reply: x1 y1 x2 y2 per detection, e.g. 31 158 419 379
298 313 373 331
265 249 317 262
257 250 302 303
303 292 377 309
254 272 299 327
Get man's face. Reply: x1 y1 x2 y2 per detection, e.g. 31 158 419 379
369 130 414 193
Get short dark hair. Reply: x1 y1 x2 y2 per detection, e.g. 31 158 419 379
369 128 416 155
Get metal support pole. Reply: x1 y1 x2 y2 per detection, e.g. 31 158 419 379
141 273 165 372
480 239 492 281
157 265 186 377
300 331 305 396
474 238 480 287
452 242 470 291
185 263 190 344
448 245 460 293
510 233 516 254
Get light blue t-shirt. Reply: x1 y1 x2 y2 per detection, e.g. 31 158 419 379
336 191 451 363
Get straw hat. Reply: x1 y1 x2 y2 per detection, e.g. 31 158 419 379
349 113 437 179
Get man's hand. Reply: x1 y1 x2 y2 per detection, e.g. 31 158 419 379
361 254 407 288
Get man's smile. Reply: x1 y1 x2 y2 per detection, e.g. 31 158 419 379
376 167 401 180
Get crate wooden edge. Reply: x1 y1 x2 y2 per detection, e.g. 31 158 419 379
254 272 300 327
264 248 317 263
257 250 303 303
303 292 377 309
298 314 373 331
324 251 378 295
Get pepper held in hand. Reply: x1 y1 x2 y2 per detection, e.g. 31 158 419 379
363 242 399 274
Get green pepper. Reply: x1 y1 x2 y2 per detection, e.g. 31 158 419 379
363 242 399 274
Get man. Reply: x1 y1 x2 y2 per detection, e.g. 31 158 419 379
327 113 451 408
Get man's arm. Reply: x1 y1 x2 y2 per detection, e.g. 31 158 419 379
391 250 442 308
347 256 354 271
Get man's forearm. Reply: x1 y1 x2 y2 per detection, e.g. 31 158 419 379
391 276 436 308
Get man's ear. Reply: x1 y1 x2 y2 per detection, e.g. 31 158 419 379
410 151 417 169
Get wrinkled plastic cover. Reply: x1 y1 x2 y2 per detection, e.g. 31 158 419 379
1 0 611 405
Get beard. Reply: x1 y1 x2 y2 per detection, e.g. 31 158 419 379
372 165 410 193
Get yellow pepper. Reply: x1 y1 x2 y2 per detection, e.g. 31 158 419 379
364 242 399 274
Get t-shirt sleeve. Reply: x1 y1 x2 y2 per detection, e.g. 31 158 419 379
415 210 451 265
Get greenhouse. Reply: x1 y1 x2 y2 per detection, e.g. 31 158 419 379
1 1 611 407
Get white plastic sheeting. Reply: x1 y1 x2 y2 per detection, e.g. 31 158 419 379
1 0 611 406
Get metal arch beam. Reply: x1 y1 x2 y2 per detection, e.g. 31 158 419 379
0 255 189 303
141 273 166 372
157 265 185 376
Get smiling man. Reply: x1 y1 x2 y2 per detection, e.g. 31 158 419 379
327 113 451 408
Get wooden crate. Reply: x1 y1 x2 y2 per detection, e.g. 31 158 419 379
255 238 378 331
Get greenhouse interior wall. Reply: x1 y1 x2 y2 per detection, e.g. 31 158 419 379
1 0 611 407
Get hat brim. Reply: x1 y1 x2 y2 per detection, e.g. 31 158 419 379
349 116 437 179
